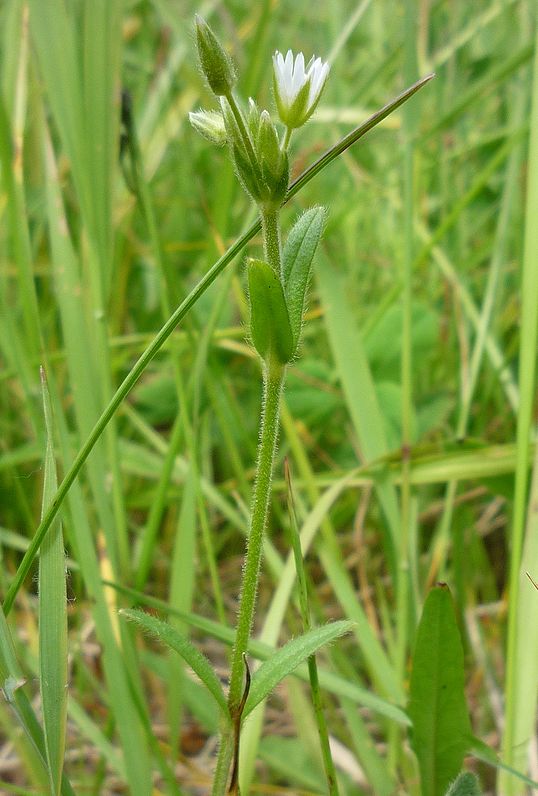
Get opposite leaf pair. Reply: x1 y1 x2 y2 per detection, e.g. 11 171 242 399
248 206 326 366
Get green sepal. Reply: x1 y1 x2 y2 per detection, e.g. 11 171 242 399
273 71 311 129
248 259 294 364
232 143 262 202
282 206 326 353
220 97 263 202
247 98 260 141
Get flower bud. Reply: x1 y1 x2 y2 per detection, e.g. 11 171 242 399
257 111 289 204
257 111 280 174
189 109 227 145
195 15 236 97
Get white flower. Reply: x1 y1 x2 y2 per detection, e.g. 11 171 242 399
272 50 330 129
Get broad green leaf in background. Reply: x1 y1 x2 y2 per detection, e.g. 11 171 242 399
120 608 230 719
408 585 472 796
244 620 354 717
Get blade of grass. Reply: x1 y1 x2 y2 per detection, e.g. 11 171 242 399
500 20 538 793
42 368 154 795
391 0 419 772
0 607 75 795
38 368 67 796
280 402 397 793
316 254 399 573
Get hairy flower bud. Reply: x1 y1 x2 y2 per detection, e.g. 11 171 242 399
257 111 289 204
195 15 236 96
189 109 227 145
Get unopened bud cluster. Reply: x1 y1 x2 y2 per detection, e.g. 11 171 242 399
190 16 329 208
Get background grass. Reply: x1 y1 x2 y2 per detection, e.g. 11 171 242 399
0 0 537 793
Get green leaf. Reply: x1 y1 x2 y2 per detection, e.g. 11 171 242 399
244 620 353 717
248 258 294 364
444 772 482 796
408 585 472 796
282 207 326 351
120 609 230 720
38 368 68 796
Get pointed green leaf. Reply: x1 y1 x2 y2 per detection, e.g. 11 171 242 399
120 609 230 719
248 258 294 364
444 772 482 796
282 207 326 352
38 368 68 796
243 620 353 717
408 585 472 796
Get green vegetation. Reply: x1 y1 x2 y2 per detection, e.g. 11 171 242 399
0 1 537 794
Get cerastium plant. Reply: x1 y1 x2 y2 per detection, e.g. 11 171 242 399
192 16 341 793
1 8 436 795
119 15 434 796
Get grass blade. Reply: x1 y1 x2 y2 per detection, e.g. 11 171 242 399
38 368 67 796
500 20 538 793
317 256 399 573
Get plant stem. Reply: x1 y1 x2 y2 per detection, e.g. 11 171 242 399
283 127 292 151
212 726 235 796
228 361 284 713
214 197 286 792
213 201 286 794
212 361 284 795
261 207 282 276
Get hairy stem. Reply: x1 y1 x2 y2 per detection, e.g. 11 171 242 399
261 207 282 276
228 361 284 713
212 362 284 795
